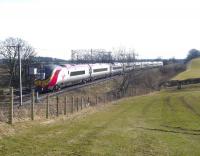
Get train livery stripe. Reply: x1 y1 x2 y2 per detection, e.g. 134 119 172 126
48 69 61 87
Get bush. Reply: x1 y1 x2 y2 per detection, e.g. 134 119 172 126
185 49 200 63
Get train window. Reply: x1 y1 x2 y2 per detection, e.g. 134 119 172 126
126 65 132 68
93 68 108 73
113 66 122 70
70 70 85 76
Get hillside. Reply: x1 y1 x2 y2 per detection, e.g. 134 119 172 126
173 58 200 80
1 85 200 155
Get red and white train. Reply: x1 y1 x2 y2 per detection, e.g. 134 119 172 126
34 61 163 92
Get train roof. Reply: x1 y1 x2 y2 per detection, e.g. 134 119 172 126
88 63 110 67
61 64 90 70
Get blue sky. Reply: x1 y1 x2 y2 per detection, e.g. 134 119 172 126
0 0 200 59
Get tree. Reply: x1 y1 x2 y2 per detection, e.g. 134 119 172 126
0 37 36 86
71 49 113 63
185 49 200 63
112 47 136 62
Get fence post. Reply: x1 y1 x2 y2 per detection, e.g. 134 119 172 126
96 96 98 105
36 91 39 102
64 96 67 115
84 97 86 108
83 97 85 109
31 89 35 120
81 97 83 110
56 96 59 117
46 95 49 119
71 96 74 113
87 96 90 107
76 97 79 112
9 87 13 124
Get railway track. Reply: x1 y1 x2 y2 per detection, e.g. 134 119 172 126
19 74 121 105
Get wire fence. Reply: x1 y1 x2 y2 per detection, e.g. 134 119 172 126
0 86 152 124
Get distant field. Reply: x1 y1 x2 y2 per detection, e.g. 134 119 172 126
173 58 200 80
1 85 200 155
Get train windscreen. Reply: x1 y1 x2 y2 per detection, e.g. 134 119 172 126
44 65 56 79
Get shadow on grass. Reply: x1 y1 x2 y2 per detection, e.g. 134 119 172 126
179 96 200 118
136 126 200 136
162 125 200 132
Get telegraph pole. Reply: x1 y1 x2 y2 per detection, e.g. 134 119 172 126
18 44 23 106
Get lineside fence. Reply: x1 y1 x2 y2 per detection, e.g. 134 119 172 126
164 78 200 89
0 87 152 124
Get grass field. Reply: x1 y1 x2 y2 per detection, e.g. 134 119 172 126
1 86 200 155
173 58 200 80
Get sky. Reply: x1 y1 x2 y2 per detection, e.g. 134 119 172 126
0 0 200 60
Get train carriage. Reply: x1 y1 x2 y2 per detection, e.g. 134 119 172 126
111 63 123 75
124 62 134 71
34 61 163 92
59 64 91 86
90 63 111 80
134 62 142 69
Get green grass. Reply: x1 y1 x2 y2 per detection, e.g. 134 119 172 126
1 86 200 155
173 57 200 80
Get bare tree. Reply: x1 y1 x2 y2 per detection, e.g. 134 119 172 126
0 37 36 86
112 47 136 62
71 49 113 63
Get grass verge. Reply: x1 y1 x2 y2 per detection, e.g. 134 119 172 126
1 87 200 155
173 58 200 80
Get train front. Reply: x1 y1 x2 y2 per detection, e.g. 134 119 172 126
34 65 61 92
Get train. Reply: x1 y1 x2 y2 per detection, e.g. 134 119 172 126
34 61 163 92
